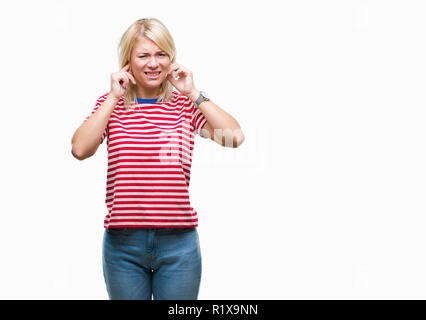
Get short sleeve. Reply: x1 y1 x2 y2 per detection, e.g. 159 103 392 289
190 99 208 136
83 93 110 145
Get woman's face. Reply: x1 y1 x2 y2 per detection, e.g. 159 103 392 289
130 36 171 90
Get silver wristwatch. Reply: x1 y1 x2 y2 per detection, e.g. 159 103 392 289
194 91 210 107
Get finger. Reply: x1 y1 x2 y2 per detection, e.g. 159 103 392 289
118 75 129 89
167 63 179 75
175 67 184 75
174 67 188 78
121 64 130 72
166 70 177 80
125 72 137 85
167 65 182 77
122 77 129 89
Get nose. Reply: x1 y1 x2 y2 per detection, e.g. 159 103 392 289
147 56 159 68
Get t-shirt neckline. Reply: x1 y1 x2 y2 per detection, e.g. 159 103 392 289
136 98 158 104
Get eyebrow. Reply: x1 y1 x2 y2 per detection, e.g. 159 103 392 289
136 50 165 54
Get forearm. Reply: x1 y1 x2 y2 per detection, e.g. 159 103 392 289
71 94 118 160
188 89 244 145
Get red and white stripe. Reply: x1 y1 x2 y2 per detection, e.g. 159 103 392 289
84 91 207 229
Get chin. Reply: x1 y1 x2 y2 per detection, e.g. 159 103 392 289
144 79 166 87
143 82 162 89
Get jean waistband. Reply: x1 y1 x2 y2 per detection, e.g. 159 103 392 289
106 227 196 233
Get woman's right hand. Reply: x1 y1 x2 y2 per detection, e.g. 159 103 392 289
109 64 137 99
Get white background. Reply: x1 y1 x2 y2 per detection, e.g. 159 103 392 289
0 0 425 299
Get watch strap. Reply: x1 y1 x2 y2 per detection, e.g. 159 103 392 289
194 91 209 107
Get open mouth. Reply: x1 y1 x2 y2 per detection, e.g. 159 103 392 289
144 71 161 79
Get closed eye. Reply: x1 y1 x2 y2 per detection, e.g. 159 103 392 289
138 53 167 58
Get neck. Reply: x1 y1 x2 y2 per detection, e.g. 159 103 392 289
136 86 160 100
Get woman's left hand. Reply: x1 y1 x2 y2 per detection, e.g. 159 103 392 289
166 63 198 98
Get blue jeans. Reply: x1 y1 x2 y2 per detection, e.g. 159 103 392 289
102 227 202 300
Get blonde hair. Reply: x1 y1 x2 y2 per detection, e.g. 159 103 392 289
118 18 176 110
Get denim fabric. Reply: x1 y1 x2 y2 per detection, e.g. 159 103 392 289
102 227 202 300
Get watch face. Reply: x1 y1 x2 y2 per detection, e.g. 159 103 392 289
201 91 209 99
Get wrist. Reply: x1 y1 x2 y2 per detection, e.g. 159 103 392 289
108 92 121 101
188 89 200 103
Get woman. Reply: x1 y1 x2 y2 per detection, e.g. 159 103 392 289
71 18 244 300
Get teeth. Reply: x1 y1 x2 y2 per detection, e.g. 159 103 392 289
146 72 160 76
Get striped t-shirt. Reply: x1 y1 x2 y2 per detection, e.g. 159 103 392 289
84 91 208 229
